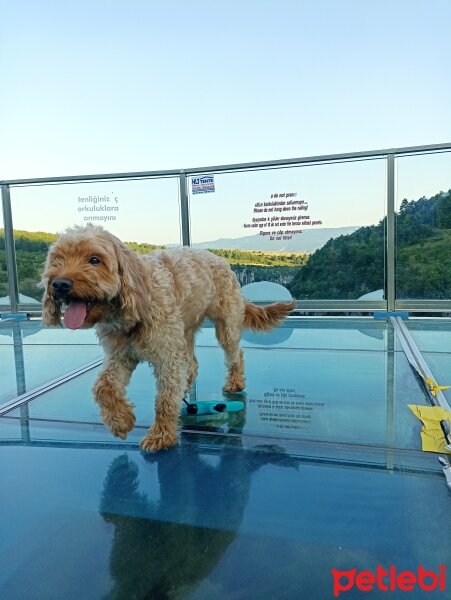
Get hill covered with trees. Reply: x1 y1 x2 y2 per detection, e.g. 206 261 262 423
207 249 308 286
289 190 451 300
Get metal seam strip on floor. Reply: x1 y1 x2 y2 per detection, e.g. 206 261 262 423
391 316 451 490
0 436 443 478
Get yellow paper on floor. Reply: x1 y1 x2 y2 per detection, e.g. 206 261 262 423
408 404 451 454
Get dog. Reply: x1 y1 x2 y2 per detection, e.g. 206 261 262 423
41 225 295 451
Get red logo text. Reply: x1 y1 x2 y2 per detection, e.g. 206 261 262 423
331 565 446 597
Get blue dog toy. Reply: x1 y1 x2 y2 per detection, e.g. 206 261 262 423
181 398 244 416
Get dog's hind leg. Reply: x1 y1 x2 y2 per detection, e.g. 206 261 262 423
214 318 245 393
184 327 198 393
93 355 138 439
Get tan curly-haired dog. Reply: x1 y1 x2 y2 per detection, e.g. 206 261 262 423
41 225 295 451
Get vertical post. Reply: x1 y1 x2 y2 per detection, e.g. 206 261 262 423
11 321 31 442
386 153 396 312
179 171 191 246
1 184 20 313
385 324 394 471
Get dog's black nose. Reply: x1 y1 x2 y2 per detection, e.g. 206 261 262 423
52 278 73 295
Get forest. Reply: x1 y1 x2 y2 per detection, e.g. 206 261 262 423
289 189 451 299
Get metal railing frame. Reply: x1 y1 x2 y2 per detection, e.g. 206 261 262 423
1 142 451 315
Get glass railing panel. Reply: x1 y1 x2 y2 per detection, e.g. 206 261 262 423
9 177 181 306
0 198 8 305
189 159 386 302
395 150 451 300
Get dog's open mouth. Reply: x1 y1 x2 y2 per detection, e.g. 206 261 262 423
63 299 95 329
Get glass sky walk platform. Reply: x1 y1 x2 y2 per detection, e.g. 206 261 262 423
1 318 450 599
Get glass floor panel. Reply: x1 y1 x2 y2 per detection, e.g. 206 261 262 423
3 346 428 451
406 318 451 353
1 317 450 598
0 345 103 404
405 318 451 406
0 319 102 404
198 317 390 351
0 319 99 345
418 352 451 405
0 434 449 600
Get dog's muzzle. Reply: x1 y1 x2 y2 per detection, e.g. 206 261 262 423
52 278 73 297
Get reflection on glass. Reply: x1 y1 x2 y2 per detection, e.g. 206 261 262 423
0 434 449 599
99 441 297 598
0 211 9 301
9 178 181 304
189 160 386 300
396 152 451 300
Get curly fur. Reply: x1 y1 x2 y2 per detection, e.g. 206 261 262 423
41 224 295 451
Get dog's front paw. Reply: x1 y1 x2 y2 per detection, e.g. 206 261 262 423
101 401 136 439
140 424 178 452
223 380 245 394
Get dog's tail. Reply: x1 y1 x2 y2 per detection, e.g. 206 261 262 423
243 299 295 332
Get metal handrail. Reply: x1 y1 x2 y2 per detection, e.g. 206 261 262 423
1 142 450 186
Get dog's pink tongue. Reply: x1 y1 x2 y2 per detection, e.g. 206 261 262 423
64 300 87 329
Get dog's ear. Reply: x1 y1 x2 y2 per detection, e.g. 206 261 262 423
41 282 62 326
113 240 148 326
40 248 62 327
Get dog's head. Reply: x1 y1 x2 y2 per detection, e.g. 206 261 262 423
41 225 147 329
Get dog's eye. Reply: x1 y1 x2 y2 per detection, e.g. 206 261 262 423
89 256 101 265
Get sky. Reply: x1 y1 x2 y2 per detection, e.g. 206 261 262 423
1 0 450 242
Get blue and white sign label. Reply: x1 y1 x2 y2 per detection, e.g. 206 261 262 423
192 175 215 194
